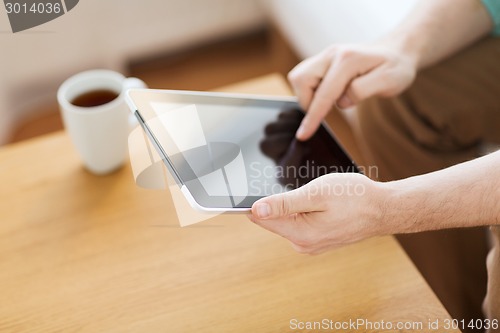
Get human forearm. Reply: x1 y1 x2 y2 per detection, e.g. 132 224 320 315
380 0 493 69
248 152 499 254
382 151 500 234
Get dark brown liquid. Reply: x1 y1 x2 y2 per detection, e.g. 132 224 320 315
71 89 119 108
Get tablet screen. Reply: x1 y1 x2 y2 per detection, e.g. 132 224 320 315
128 90 359 209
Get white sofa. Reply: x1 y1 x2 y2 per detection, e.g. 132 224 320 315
0 0 417 145
263 0 416 59
0 0 265 144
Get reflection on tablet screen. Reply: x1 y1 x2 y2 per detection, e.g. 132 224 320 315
133 91 358 208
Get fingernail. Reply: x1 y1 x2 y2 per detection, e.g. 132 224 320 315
296 124 306 139
256 203 271 219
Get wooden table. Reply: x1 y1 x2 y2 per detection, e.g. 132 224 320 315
0 74 457 332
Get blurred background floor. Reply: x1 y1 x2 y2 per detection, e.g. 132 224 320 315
9 27 299 143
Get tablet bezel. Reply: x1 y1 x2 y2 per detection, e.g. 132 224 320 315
126 89 360 213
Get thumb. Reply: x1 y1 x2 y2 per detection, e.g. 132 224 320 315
251 186 321 220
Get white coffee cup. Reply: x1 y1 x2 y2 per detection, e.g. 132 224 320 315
58 69 146 175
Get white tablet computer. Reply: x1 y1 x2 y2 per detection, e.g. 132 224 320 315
126 89 359 213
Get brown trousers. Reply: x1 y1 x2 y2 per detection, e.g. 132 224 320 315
355 37 500 331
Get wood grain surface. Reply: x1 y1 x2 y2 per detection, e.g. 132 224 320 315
0 74 458 332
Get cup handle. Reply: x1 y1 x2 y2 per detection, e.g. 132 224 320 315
124 77 147 90
123 77 148 130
